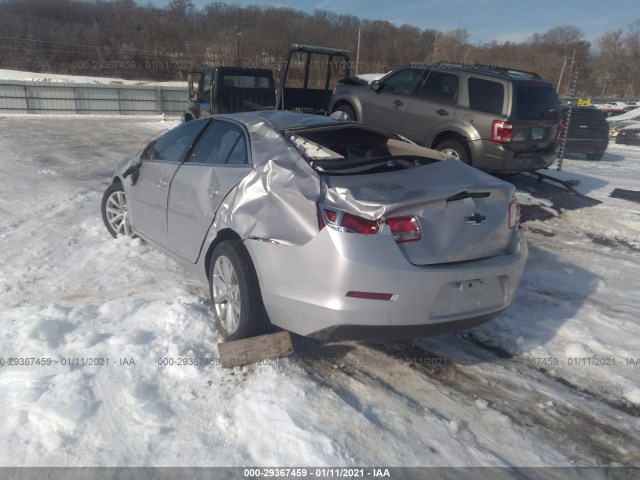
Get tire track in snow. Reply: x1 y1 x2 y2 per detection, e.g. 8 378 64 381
294 338 640 466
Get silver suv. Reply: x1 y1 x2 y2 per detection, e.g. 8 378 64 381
329 63 561 173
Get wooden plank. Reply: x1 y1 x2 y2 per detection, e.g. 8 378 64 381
218 331 294 368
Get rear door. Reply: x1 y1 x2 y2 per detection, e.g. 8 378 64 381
127 119 209 245
166 119 252 263
454 75 508 145
402 70 460 145
362 67 425 133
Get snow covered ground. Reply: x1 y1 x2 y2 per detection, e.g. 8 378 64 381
0 116 639 468
0 68 184 87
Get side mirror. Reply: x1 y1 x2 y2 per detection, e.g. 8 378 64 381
370 79 382 92
187 74 196 101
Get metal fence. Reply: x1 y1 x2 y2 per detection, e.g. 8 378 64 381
555 70 640 179
0 80 188 116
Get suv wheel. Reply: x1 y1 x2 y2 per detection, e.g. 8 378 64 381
332 104 357 121
435 140 470 164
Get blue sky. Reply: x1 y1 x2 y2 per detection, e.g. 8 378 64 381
159 0 640 44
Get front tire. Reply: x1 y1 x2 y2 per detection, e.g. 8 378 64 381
101 181 133 238
209 240 269 341
435 139 471 165
332 104 357 121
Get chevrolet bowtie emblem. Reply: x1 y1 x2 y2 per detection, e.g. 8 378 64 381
466 213 486 225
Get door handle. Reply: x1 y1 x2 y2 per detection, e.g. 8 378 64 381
393 99 404 107
436 109 449 116
156 180 168 187
207 187 219 197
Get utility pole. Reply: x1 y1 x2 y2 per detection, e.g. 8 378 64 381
557 57 567 94
236 12 241 67
432 32 438 62
355 27 361 76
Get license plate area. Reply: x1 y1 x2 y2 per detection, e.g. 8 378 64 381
532 127 544 140
430 276 506 319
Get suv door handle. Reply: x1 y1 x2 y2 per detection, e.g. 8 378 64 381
207 187 219 197
156 180 168 187
436 109 449 116
393 99 404 107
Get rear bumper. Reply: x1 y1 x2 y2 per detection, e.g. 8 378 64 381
246 226 527 340
616 132 640 145
563 137 609 154
470 139 558 173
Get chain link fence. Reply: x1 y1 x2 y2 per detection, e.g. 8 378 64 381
0 80 188 116
556 69 640 179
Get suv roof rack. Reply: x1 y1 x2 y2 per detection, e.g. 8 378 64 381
430 61 541 79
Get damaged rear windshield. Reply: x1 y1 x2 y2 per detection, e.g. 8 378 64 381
284 125 441 174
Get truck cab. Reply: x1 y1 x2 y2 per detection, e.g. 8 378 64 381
183 67 276 122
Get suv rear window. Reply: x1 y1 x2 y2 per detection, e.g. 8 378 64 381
515 83 560 120
468 77 504 115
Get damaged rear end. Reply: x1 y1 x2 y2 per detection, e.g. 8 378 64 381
248 119 527 340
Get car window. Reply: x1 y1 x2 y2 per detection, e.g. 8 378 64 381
220 75 271 89
201 72 213 101
515 83 561 120
417 71 459 104
380 68 424 96
468 77 504 114
188 121 248 165
141 120 208 163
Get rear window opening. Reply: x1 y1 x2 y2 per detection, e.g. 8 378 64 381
285 125 442 174
515 83 561 121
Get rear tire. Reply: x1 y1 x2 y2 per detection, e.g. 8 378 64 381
332 104 357 121
435 139 471 165
209 240 269 341
586 150 605 161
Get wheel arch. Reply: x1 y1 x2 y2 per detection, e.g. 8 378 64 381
330 95 363 121
203 228 243 281
430 130 470 149
430 130 474 165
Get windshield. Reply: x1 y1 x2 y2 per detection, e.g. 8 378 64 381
515 82 561 121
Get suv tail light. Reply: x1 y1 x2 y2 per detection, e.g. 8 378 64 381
318 205 379 234
508 198 520 228
492 120 513 143
385 216 421 243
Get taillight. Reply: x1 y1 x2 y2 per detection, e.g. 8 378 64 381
508 199 520 228
385 216 421 243
492 120 513 143
556 122 566 140
318 205 379 234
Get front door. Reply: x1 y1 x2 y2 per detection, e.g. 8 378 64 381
167 120 251 263
127 119 209 244
362 67 425 134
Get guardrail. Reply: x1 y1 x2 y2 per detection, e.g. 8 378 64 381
0 80 188 115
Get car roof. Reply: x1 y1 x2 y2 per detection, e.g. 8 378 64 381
397 62 545 82
217 110 348 131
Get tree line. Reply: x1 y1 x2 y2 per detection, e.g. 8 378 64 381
0 0 638 98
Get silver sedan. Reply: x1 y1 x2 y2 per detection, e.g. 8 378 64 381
102 111 527 341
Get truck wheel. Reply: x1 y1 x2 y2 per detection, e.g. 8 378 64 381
332 104 357 121
435 140 470 165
